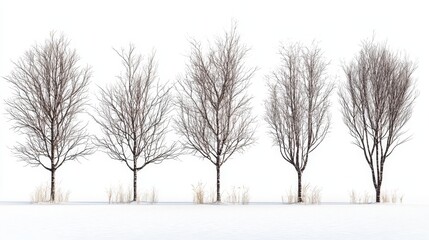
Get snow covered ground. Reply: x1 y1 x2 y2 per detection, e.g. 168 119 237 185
0 203 428 240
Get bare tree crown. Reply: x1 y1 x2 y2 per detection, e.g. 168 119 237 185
176 25 256 167
5 33 93 171
266 42 333 172
340 41 415 155
94 44 177 172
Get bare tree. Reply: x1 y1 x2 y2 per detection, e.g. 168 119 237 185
5 33 93 202
339 40 416 203
265 42 333 203
176 25 256 203
94 45 177 202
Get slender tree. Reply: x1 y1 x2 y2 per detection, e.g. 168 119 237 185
339 40 416 202
265 42 333 203
176 25 256 203
5 33 93 202
94 45 177 202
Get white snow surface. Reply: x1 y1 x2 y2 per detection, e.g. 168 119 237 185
0 203 427 240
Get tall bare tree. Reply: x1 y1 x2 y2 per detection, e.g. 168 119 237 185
94 45 177 202
339 40 416 202
176 25 256 203
265 42 333 203
5 33 93 202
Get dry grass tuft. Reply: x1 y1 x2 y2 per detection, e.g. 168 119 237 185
349 189 403 204
349 190 372 204
31 182 70 203
381 190 404 203
141 187 159 204
282 183 321 204
192 182 206 204
225 186 250 204
191 182 217 204
106 185 159 204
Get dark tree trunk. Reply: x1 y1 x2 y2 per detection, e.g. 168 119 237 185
133 169 137 202
375 185 381 203
297 171 303 203
216 164 221 203
50 169 55 203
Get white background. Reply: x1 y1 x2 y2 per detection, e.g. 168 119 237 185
0 0 428 203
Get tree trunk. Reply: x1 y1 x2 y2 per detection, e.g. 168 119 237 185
50 169 55 203
133 169 137 202
297 171 303 203
216 164 221 203
375 185 381 203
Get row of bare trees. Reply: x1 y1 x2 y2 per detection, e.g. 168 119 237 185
4 27 416 203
